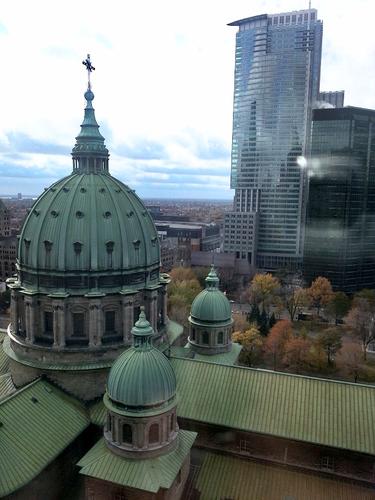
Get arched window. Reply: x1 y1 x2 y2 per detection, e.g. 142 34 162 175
122 424 133 444
44 311 53 337
149 423 159 444
105 311 116 334
191 328 196 341
218 331 224 344
72 312 85 337
202 331 209 345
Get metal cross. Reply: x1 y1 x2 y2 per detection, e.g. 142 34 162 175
82 54 95 88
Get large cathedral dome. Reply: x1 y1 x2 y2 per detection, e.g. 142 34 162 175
4 69 171 401
18 89 160 294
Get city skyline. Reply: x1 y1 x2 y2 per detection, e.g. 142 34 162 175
0 0 374 198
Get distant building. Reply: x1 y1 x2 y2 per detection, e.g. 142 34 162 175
225 9 323 272
155 221 221 266
0 199 17 280
304 106 375 292
318 90 345 108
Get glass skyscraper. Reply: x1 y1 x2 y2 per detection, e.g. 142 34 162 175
304 107 375 293
223 9 322 271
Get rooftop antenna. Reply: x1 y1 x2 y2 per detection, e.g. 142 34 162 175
82 54 95 90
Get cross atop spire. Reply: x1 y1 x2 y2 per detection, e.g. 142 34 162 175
82 54 95 89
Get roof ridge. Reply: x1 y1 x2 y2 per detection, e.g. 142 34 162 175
170 357 375 389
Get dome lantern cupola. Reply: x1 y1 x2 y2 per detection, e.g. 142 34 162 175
188 266 233 355
104 309 178 458
71 86 109 174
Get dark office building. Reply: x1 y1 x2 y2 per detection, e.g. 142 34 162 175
304 107 375 293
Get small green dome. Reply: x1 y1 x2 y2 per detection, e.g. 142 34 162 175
107 310 176 408
190 267 232 325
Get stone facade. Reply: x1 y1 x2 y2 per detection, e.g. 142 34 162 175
105 401 178 459
188 322 232 355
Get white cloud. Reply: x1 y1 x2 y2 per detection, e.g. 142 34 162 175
0 0 374 198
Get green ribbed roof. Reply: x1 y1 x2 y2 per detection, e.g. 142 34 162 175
78 431 196 493
196 452 375 500
91 357 375 456
107 311 176 408
0 379 89 497
190 267 232 324
18 173 159 274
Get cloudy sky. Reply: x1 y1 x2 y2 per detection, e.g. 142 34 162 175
0 0 374 199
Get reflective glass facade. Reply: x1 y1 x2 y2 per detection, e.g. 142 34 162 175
224 10 322 270
304 107 375 293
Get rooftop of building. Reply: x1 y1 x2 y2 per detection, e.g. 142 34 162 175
228 8 319 27
90 356 375 456
0 378 90 497
313 106 375 120
195 451 375 500
78 431 196 493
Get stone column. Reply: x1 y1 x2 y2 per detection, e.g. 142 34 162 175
29 299 36 343
160 287 168 326
89 301 102 347
121 296 134 343
58 303 66 347
52 301 66 348
24 299 34 343
144 290 158 331
10 290 17 334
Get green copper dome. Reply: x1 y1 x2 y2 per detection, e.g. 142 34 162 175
189 267 232 325
17 88 160 293
107 310 176 409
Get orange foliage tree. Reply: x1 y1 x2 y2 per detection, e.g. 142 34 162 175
249 273 280 312
283 337 312 373
233 324 264 366
307 276 333 317
264 320 292 370
336 341 363 383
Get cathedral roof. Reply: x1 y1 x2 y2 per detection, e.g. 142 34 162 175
106 310 176 411
17 88 160 293
189 267 232 326
78 431 196 493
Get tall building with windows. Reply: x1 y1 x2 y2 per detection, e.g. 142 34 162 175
224 9 322 271
304 106 375 293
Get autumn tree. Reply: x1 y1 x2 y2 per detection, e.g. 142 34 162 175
344 303 375 360
281 287 310 321
307 276 333 317
283 337 312 373
336 341 363 383
233 313 251 333
326 292 351 325
264 320 292 369
168 267 202 327
317 328 342 366
249 273 280 313
233 324 264 366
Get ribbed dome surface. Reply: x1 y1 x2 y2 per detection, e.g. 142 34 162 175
18 173 159 273
107 347 176 407
190 288 232 323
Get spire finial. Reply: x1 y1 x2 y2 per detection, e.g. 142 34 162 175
206 265 219 289
82 53 95 90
